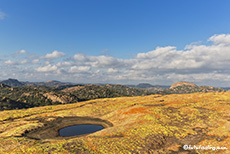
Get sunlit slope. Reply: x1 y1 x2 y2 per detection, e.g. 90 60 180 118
0 92 230 153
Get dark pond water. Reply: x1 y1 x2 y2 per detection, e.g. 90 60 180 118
59 124 104 137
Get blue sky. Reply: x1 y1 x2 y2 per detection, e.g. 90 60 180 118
0 0 230 86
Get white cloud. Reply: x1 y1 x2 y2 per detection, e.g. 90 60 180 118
74 54 87 61
45 61 50 65
18 49 27 54
137 46 177 59
20 60 28 64
32 59 39 64
73 54 126 68
107 68 119 73
4 60 15 65
56 61 72 67
208 34 230 46
133 35 230 71
1 34 230 86
4 59 28 65
93 55 121 67
69 66 90 73
0 10 6 20
45 51 65 59
36 64 58 72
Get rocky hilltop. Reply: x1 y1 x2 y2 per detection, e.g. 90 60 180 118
163 81 225 94
170 81 198 89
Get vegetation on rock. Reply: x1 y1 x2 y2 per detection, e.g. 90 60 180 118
0 92 229 153
0 86 78 110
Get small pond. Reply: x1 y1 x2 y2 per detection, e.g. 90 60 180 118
59 124 104 137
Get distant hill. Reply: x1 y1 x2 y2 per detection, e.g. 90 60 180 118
170 81 197 89
0 78 25 87
0 79 227 111
0 79 80 89
25 80 79 89
136 83 154 88
157 81 226 94
105 84 152 96
0 82 151 110
62 84 151 101
0 85 78 110
222 87 230 90
36 80 75 87
126 83 170 89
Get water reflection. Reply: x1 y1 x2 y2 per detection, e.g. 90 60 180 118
59 124 104 137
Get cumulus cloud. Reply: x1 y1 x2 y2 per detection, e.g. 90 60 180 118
32 59 40 64
20 60 28 64
74 54 88 61
4 60 15 65
17 49 27 54
36 64 58 72
133 36 230 72
1 34 230 86
69 66 91 73
56 61 72 67
5 59 28 65
94 56 124 67
0 10 6 20
73 54 127 68
208 34 230 46
45 51 65 59
137 46 177 59
107 68 119 73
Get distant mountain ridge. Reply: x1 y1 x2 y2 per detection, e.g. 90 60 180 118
0 79 171 89
0 79 79 89
1 78 25 87
0 79 227 111
0 78 226 91
127 83 170 89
